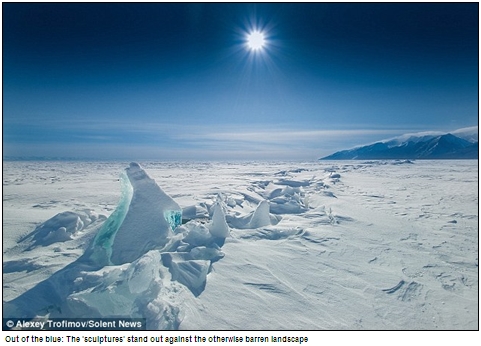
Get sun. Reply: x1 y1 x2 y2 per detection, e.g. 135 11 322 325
246 30 266 51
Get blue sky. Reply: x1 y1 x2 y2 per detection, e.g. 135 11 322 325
3 3 478 160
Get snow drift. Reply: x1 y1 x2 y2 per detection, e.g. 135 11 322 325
3 160 477 330
18 210 103 249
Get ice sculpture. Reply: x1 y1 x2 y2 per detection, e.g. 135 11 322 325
226 200 281 229
87 162 182 265
87 171 133 265
208 202 230 238
4 163 229 324
246 200 272 228
110 162 182 264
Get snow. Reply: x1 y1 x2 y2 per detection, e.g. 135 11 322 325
19 210 102 249
322 126 478 160
2 160 478 330
383 126 478 146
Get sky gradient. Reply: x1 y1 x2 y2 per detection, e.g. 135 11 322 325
3 3 479 160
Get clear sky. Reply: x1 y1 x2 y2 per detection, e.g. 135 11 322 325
3 3 478 160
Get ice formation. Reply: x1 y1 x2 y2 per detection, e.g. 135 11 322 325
86 171 133 265
66 162 231 321
162 253 211 297
249 182 309 215
4 162 231 326
109 162 183 264
67 250 184 329
226 200 280 229
246 200 272 228
19 210 103 249
208 202 230 238
4 160 478 330
86 162 183 265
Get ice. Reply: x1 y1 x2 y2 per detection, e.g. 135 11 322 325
66 250 184 329
85 171 133 265
181 204 209 221
207 202 230 238
189 246 224 262
84 162 183 265
164 210 182 230
2 160 478 330
226 200 280 229
18 210 99 249
178 222 213 247
159 243 222 297
268 185 308 214
169 259 211 297
3 162 231 324
246 200 273 228
109 162 182 265
127 254 161 294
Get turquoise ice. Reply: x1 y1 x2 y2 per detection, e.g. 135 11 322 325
85 163 183 266
164 210 182 231
109 162 182 265
87 171 133 265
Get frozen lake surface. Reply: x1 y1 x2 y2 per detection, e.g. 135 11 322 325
2 160 478 330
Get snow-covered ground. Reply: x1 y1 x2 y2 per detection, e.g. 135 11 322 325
2 160 478 330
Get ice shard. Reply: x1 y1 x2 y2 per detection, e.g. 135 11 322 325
208 202 230 238
246 200 272 228
87 162 182 265
87 171 133 265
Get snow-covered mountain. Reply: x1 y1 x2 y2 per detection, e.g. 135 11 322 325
321 126 478 160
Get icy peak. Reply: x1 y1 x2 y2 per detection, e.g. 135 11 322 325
321 126 478 160
208 202 230 238
126 162 148 181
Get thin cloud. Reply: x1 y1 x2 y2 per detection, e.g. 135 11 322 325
175 129 406 143
7 116 473 160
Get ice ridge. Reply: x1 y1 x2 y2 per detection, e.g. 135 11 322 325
109 162 183 265
86 162 183 265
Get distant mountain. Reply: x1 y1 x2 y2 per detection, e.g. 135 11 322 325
321 127 478 160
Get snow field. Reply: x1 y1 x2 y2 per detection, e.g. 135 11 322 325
2 160 478 329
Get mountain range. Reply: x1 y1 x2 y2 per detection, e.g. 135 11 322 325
321 126 478 160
